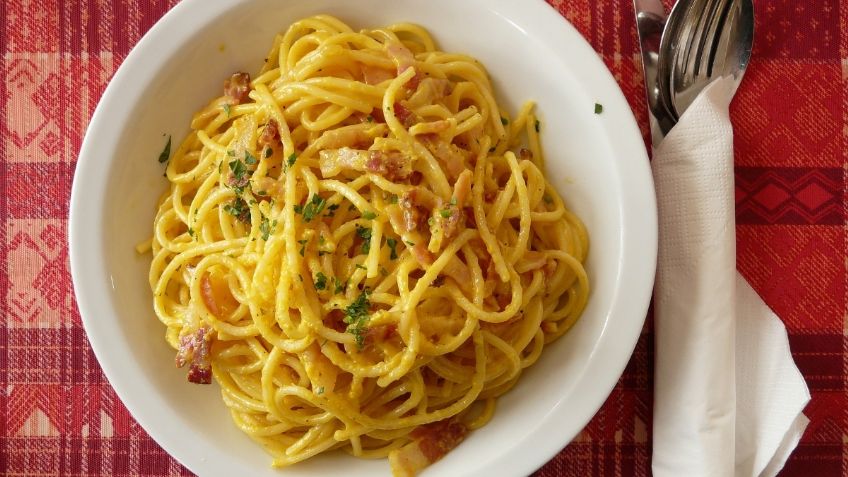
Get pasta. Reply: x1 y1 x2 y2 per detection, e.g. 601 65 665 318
144 15 589 476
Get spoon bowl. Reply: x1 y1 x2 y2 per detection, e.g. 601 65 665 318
658 0 754 119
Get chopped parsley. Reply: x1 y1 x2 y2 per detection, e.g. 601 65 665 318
594 102 604 114
356 225 372 254
264 147 273 158
287 153 298 169
440 209 452 218
222 103 231 117
387 194 399 205
535 119 541 132
157 136 172 163
187 227 195 238
386 238 398 260
302 195 327 222
500 117 509 126
366 115 374 123
293 204 304 214
325 203 340 217
355 264 367 271
259 215 275 240
333 277 346 294
362 210 377 220
543 194 554 204
404 240 415 246
314 272 328 290
228 158 249 193
343 289 371 348
223 197 250 223
298 238 308 256
244 151 258 165
227 150 236 157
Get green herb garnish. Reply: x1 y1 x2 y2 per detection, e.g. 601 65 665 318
259 215 275 240
356 225 372 254
594 103 603 114
534 119 541 132
362 210 377 220
223 197 250 223
298 238 308 256
334 277 346 294
244 151 257 165
325 203 340 217
500 117 509 126
222 104 231 117
157 136 172 164
302 195 327 222
386 238 398 260
343 289 371 348
440 209 451 218
314 272 328 290
287 153 298 168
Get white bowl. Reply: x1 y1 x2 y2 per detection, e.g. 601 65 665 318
69 0 656 475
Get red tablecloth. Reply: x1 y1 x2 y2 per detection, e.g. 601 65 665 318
1 0 844 475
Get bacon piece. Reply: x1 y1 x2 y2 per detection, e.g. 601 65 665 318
251 176 280 199
411 242 434 265
175 326 213 384
515 251 548 273
420 135 468 181
399 188 439 233
361 64 395 85
441 170 472 239
386 42 421 90
324 309 347 333
224 72 251 105
316 123 388 150
365 150 412 181
319 147 370 177
258 119 280 150
393 101 416 127
200 273 239 318
363 324 398 348
408 171 423 186
389 420 469 477
407 78 453 108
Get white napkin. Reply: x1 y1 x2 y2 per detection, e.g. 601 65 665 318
650 78 810 477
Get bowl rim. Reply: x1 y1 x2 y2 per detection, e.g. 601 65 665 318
69 0 657 475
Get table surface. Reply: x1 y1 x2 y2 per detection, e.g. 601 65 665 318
1 0 844 475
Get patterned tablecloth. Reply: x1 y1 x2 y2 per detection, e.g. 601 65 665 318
1 0 844 475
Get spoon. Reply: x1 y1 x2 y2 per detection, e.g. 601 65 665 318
657 0 754 119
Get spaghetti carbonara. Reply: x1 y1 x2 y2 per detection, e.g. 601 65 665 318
143 15 588 476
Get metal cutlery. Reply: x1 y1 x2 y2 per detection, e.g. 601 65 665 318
634 0 755 140
659 0 754 119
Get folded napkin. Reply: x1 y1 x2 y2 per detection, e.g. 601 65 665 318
651 78 810 477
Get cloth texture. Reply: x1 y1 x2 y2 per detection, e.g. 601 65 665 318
651 79 810 477
1 0 844 475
